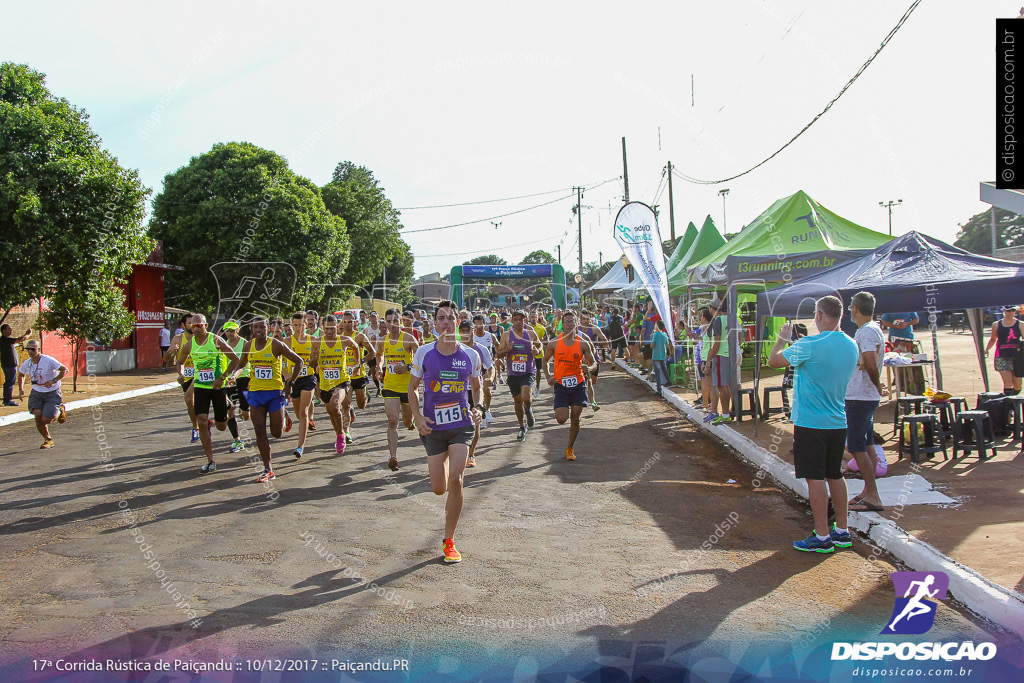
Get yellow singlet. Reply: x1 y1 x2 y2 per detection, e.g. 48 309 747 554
247 339 283 391
288 334 315 377
177 334 195 379
318 338 351 390
345 342 365 380
382 335 413 393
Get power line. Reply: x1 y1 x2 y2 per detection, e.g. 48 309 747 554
400 177 621 235
416 236 556 258
395 186 573 210
671 0 922 185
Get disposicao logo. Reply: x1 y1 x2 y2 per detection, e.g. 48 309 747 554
883 571 948 635
831 571 997 662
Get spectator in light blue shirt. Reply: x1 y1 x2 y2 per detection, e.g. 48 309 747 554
769 295 858 555
650 320 674 396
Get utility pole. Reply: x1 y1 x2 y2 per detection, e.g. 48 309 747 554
879 199 903 236
621 137 630 203
574 186 584 301
992 207 998 255
718 188 730 235
667 161 676 241
557 244 561 264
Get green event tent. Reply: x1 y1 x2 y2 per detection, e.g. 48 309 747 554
687 190 892 286
668 215 726 294
664 222 699 274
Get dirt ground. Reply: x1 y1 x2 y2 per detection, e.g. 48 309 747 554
0 368 1013 680
675 326 1024 595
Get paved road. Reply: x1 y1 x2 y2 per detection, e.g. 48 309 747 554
0 368 1001 679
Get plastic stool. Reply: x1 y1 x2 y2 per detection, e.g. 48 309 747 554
976 392 1003 410
923 401 956 442
1006 395 1024 445
898 413 947 464
948 396 968 416
953 410 996 460
893 395 927 437
761 385 790 420
735 388 760 423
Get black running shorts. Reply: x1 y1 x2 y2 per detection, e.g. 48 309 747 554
193 387 229 423
420 426 475 456
793 425 846 480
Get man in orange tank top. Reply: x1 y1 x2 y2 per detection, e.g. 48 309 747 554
542 310 598 461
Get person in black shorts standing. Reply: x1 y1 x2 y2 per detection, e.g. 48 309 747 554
2 324 31 406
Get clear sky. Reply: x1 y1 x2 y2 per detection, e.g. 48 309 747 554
2 1 1004 279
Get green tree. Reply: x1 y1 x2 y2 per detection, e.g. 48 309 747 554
322 161 407 289
366 249 415 306
149 142 349 313
0 62 151 325
954 207 1023 255
465 254 507 266
519 250 555 265
39 279 135 392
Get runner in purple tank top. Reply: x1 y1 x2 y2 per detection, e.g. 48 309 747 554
579 311 608 411
409 299 484 564
494 309 543 442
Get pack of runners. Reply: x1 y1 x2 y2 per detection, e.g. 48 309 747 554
20 303 620 564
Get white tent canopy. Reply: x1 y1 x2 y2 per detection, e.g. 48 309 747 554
586 260 633 293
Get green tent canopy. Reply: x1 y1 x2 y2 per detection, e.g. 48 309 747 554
668 215 726 294
687 190 892 285
664 222 699 274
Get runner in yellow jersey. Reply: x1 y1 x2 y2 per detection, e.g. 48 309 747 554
269 317 294 433
287 311 320 459
529 309 547 398
221 320 249 454
374 307 419 471
162 313 200 443
224 316 304 483
317 314 359 454
303 309 322 424
177 314 240 473
340 311 377 441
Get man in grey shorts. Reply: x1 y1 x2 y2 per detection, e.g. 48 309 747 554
17 340 68 449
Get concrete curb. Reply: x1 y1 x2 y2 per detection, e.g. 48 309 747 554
615 359 1024 638
0 381 180 427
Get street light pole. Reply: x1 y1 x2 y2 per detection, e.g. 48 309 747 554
718 188 730 235
878 199 903 235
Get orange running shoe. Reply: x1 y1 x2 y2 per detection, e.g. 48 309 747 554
442 538 462 563
284 411 293 433
40 438 55 449
565 447 576 461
